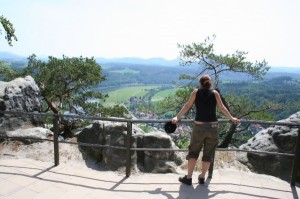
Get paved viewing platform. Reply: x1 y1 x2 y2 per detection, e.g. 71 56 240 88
0 158 299 199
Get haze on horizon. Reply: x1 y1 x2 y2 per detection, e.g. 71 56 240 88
1 0 300 68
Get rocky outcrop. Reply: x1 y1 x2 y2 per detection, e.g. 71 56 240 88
142 132 184 173
5 127 53 144
0 76 43 133
77 121 184 173
77 121 141 171
237 112 300 181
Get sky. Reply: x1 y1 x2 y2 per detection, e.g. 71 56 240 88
1 0 300 67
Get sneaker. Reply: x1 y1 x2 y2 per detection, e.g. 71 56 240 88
198 176 205 184
179 175 192 185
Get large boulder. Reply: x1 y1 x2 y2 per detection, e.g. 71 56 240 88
142 131 184 173
77 121 143 171
237 112 300 182
0 76 43 133
77 121 184 173
5 127 53 144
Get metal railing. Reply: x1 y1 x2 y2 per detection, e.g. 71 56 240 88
1 110 299 186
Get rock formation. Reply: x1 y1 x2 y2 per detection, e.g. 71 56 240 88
77 121 184 173
0 76 43 134
5 127 53 144
237 112 300 182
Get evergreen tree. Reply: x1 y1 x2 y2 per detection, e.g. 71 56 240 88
0 15 17 46
159 35 273 147
0 54 128 138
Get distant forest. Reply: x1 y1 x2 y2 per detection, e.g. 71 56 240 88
97 62 300 87
2 56 300 120
96 62 300 120
219 76 300 119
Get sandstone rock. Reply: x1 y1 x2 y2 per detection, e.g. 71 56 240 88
237 112 300 181
77 121 143 172
142 131 184 173
77 122 103 161
5 127 53 144
77 121 184 173
0 76 43 133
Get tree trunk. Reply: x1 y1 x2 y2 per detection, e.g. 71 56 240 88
215 89 235 148
218 124 237 148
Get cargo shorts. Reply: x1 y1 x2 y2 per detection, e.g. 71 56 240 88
186 123 219 162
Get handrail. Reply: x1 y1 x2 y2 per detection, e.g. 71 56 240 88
0 110 299 186
1 110 299 126
0 135 295 157
130 147 295 156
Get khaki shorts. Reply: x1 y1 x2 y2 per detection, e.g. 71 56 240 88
186 123 219 162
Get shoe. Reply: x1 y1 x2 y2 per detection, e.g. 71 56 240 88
198 176 205 184
179 175 192 185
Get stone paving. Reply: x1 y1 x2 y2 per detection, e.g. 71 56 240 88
0 158 299 199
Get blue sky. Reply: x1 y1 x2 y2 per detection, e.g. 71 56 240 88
1 0 300 67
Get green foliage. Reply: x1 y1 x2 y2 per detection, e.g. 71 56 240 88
216 93 276 144
157 86 195 118
0 54 129 118
219 78 300 120
177 34 270 87
158 34 273 122
220 93 275 120
0 15 17 46
18 54 106 114
175 135 189 149
159 35 272 120
138 124 154 133
0 60 22 80
97 104 129 117
154 35 274 147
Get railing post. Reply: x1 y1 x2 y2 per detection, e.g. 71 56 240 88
53 115 60 166
126 122 132 177
290 126 300 186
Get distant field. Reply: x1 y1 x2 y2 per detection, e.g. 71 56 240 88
151 88 177 102
101 65 111 69
106 85 159 103
110 68 140 74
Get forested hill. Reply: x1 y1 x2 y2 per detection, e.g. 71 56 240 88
96 61 300 88
1 52 299 85
94 60 300 120
96 57 300 86
99 62 197 87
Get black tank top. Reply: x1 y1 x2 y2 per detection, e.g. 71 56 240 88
195 89 217 122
